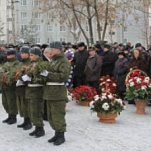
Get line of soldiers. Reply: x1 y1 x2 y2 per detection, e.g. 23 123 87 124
0 41 71 146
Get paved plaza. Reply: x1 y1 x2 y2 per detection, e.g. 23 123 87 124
0 94 151 151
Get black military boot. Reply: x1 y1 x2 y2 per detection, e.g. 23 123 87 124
29 127 37 136
23 118 32 130
34 127 45 138
2 114 11 123
48 131 58 143
7 115 17 125
54 132 65 146
17 118 26 128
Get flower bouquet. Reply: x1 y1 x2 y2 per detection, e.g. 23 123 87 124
125 69 150 100
72 85 97 106
26 61 50 84
90 93 126 123
100 75 117 93
125 69 150 114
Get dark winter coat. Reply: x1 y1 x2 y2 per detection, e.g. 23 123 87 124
114 58 128 92
71 50 89 76
96 48 105 57
0 50 7 64
84 54 102 81
101 50 117 77
128 58 147 73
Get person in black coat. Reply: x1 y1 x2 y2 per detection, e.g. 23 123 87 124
101 44 117 77
84 47 102 93
113 51 128 99
71 42 89 87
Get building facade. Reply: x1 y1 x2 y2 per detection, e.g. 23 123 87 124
0 0 149 47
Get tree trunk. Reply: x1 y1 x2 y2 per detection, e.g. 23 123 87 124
86 1 94 45
73 8 89 45
94 0 102 42
102 0 109 41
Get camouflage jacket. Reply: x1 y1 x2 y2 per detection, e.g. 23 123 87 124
1 57 19 90
43 52 71 101
15 58 31 96
25 58 44 99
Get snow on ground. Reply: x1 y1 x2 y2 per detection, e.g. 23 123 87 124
0 93 151 151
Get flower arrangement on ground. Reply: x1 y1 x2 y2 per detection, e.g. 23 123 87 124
125 69 151 101
100 75 117 93
90 93 126 114
71 85 97 105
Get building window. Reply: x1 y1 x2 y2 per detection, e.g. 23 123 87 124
60 26 66 32
35 38 41 43
86 25 89 31
47 13 51 19
47 25 53 32
21 25 27 30
32 12 41 19
32 0 40 6
47 38 53 43
60 38 66 42
123 27 127 32
21 12 27 19
21 0 27 6
32 25 40 31
123 38 127 43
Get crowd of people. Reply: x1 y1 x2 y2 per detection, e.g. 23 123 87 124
0 40 151 146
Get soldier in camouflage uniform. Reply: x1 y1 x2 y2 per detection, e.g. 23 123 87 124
41 41 70 145
22 47 45 138
1 48 19 124
15 46 32 130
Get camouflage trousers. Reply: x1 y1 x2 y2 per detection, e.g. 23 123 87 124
2 89 18 115
28 98 44 127
47 100 66 132
16 95 29 118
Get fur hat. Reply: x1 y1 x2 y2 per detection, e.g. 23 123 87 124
118 51 125 57
50 41 63 50
6 48 16 55
20 46 30 54
77 42 85 47
29 47 42 56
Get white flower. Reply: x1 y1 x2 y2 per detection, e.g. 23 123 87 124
102 93 106 96
102 88 105 91
101 95 107 100
115 99 123 105
144 77 150 83
130 82 134 87
102 103 109 111
108 94 113 99
141 86 147 90
94 95 99 101
136 78 141 84
67 95 72 101
148 84 151 88
100 82 105 86
112 83 116 87
106 79 111 82
129 79 133 83
89 101 95 108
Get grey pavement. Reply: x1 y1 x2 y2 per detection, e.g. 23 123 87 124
0 94 151 151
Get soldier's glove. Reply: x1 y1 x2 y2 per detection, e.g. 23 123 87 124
40 70 49 77
22 75 31 82
16 80 25 87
